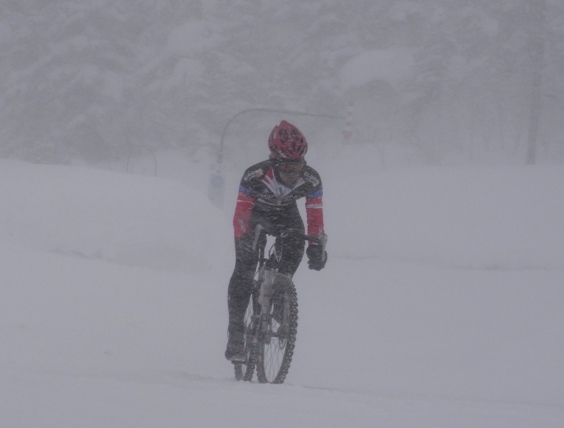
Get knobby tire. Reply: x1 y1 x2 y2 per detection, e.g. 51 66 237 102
256 282 298 384
233 281 298 384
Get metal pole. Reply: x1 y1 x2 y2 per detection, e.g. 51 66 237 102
525 0 546 165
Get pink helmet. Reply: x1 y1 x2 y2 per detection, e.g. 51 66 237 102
268 120 308 161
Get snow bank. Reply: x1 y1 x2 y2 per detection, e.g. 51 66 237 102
324 146 564 271
4 153 562 272
0 160 231 271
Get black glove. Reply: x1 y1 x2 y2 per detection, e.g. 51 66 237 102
306 244 327 271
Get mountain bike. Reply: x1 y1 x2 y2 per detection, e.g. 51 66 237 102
234 225 327 384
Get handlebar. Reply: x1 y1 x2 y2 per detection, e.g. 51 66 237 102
251 224 327 259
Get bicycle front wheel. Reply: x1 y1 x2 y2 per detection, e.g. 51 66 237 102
256 282 298 384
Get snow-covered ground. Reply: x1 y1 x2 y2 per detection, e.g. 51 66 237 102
1 150 562 427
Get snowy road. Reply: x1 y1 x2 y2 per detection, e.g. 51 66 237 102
2 245 562 427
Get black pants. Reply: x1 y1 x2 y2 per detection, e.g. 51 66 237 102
227 205 305 337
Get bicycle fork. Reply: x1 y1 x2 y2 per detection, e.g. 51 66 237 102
257 268 292 344
257 267 274 344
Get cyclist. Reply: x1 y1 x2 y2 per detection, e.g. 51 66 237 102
225 120 328 362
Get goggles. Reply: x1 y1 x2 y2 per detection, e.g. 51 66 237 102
276 160 306 173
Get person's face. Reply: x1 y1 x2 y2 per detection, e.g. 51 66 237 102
276 161 305 186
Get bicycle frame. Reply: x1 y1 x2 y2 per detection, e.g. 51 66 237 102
253 224 325 313
254 226 326 342
234 224 327 383
250 235 278 347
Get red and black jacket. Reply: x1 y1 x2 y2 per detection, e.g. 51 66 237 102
233 160 325 240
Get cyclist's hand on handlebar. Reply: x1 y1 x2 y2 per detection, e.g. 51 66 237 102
306 244 327 271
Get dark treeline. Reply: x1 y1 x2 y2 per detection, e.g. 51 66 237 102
1 0 563 165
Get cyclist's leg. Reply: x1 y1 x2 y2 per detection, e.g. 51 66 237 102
226 240 258 360
278 207 305 276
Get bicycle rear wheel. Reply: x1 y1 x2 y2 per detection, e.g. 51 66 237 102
256 282 298 384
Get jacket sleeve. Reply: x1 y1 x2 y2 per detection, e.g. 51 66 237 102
305 188 325 239
233 186 255 240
